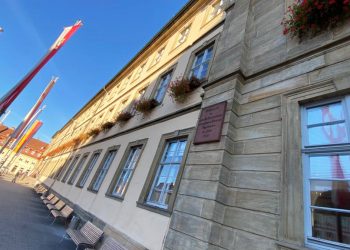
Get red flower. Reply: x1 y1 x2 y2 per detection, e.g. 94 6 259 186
283 28 289 35
344 0 350 4
329 0 336 5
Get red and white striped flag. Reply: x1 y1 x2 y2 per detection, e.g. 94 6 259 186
11 77 58 139
0 20 82 116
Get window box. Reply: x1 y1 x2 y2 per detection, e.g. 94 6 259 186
168 76 202 103
115 111 134 123
88 128 102 137
134 98 159 115
101 121 115 132
282 0 350 40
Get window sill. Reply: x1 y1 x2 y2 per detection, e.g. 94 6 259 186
136 201 171 217
86 188 98 194
105 193 124 202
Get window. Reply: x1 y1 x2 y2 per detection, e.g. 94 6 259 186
61 156 80 183
176 26 191 47
208 0 224 21
107 140 147 199
56 158 72 180
89 146 118 192
189 44 214 80
68 153 89 185
302 98 350 248
138 132 191 214
152 47 165 66
153 70 173 103
76 151 101 188
134 63 146 80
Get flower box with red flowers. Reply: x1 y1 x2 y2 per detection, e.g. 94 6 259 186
282 0 350 40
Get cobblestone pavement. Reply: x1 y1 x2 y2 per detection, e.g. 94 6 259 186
0 178 75 250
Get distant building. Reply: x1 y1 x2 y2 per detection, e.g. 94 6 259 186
36 0 350 249
0 125 48 175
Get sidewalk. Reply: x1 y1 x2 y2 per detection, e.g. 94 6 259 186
0 177 75 250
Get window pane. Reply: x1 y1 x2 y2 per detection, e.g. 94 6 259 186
147 138 187 208
111 146 142 197
310 155 350 179
92 150 116 191
191 46 213 80
308 123 348 145
310 180 350 210
205 47 213 60
199 62 210 79
311 208 350 244
154 72 172 103
62 157 79 182
68 155 88 184
307 102 344 125
79 153 99 187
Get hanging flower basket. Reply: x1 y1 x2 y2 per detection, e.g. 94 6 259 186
116 111 134 123
134 98 159 114
101 121 115 132
282 0 350 40
88 128 102 137
168 76 202 103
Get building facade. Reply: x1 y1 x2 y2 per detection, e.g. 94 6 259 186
0 124 48 175
37 0 350 250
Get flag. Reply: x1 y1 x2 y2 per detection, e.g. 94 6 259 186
0 20 82 116
10 105 46 150
11 77 57 139
13 120 43 154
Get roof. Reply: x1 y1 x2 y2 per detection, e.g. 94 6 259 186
0 124 48 159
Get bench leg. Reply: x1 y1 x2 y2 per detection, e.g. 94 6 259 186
51 217 57 225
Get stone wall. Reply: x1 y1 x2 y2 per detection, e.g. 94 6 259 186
164 0 350 249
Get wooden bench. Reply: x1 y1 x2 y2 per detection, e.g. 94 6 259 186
36 186 47 195
43 196 59 205
85 237 126 250
41 193 54 201
50 205 74 225
47 200 65 211
66 221 103 250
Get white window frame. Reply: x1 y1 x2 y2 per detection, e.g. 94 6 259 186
90 148 118 192
110 145 142 197
153 47 165 66
77 152 100 188
153 70 173 103
301 96 350 250
68 153 89 185
61 155 80 183
146 138 187 209
208 0 224 21
189 44 214 80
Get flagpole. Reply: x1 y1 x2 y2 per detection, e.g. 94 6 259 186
4 121 43 173
0 105 46 158
0 76 57 156
0 106 45 170
0 21 82 116
0 110 11 125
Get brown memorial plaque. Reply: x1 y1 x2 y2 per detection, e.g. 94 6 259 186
194 101 227 144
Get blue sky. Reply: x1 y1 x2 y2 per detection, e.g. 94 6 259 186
0 0 188 143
